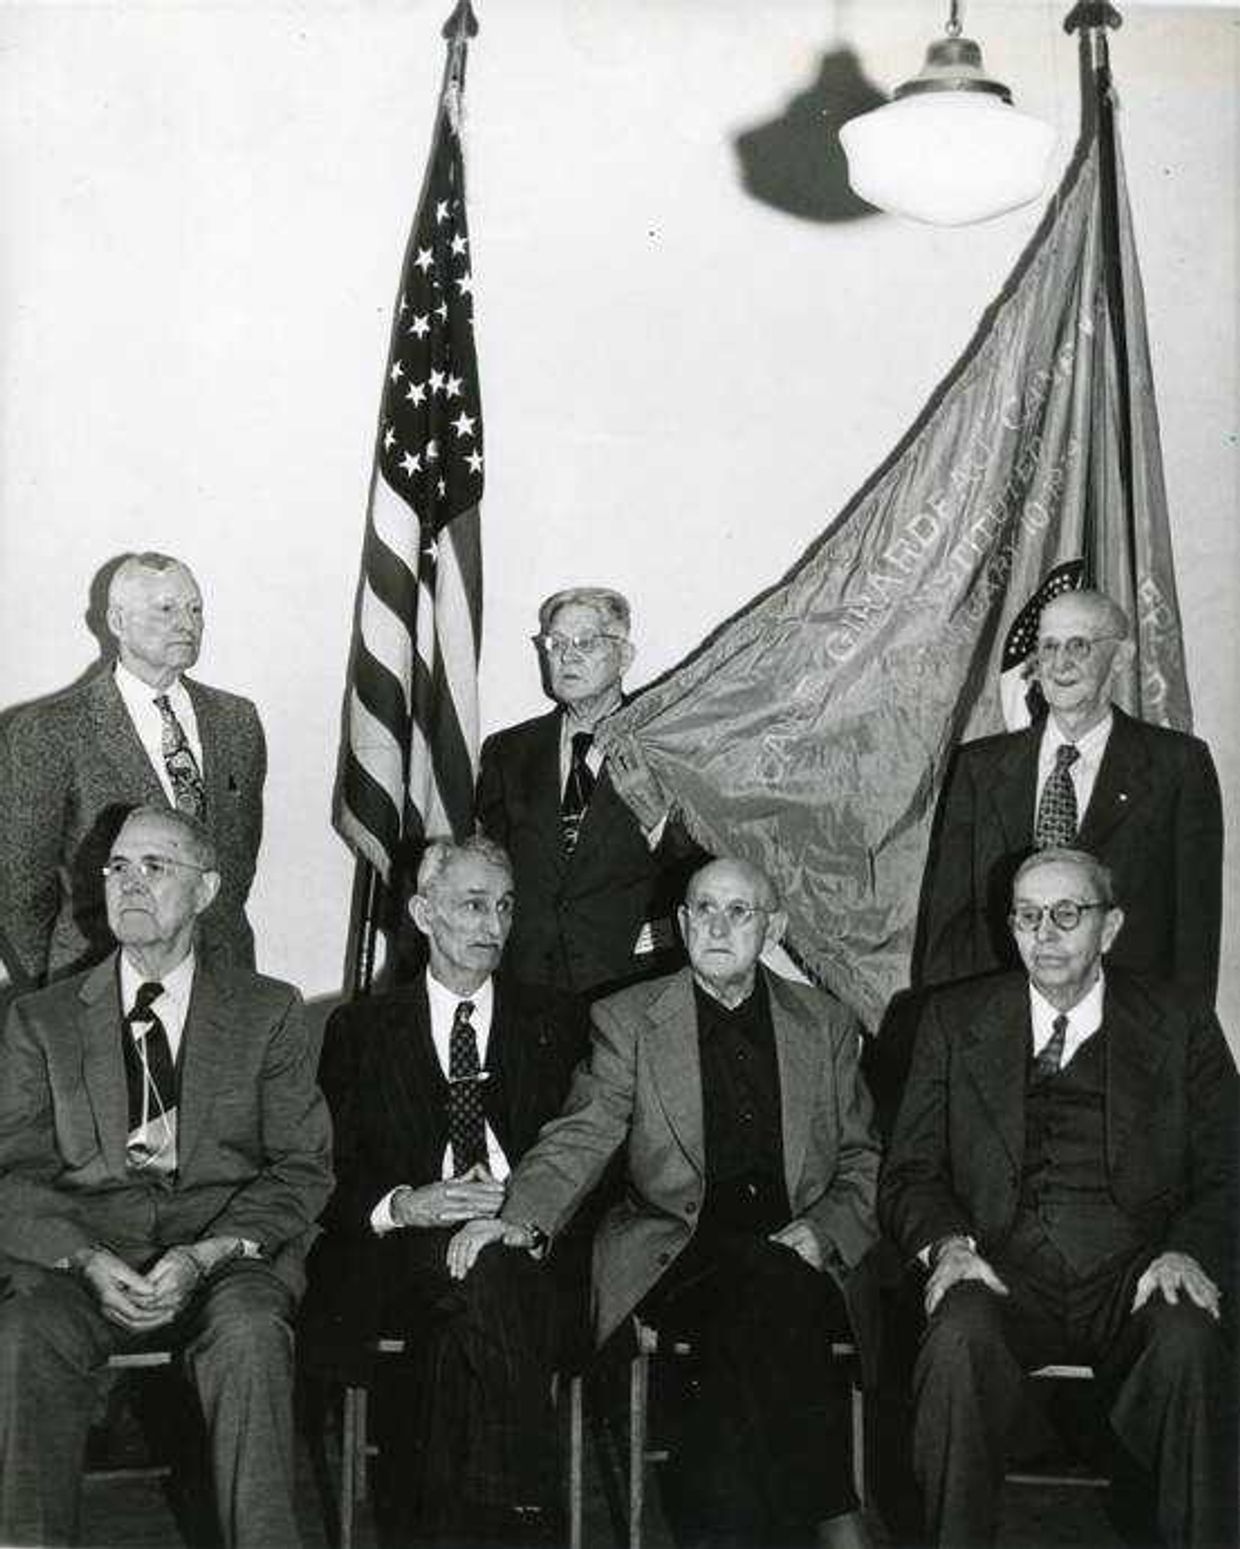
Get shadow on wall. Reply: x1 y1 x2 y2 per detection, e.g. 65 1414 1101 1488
732 47 886 224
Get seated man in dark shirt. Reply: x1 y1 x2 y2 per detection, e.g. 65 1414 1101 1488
450 855 881 1549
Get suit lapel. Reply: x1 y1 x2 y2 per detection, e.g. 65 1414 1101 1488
767 973 822 1200
1079 708 1151 851
528 713 569 873
177 962 234 1174
960 976 1030 1169
185 678 221 809
485 982 518 1158
79 955 130 1177
645 971 705 1174
1103 971 1170 1177
989 728 1039 851
88 671 167 805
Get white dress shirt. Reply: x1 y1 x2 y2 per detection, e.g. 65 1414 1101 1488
113 662 204 807
119 948 195 1063
370 971 508 1235
1029 971 1105 1072
1035 711 1112 831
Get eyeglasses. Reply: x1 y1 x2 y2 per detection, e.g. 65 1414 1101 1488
1009 899 1110 934
1035 634 1122 666
683 899 769 930
102 856 210 883
534 632 622 659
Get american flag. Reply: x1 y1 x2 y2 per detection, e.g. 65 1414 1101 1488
336 38 483 885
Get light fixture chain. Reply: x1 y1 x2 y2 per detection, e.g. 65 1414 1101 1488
946 0 963 39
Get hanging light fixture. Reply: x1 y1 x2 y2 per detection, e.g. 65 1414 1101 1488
839 1 1056 226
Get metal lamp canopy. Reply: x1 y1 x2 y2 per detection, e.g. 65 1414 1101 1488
839 2 1056 226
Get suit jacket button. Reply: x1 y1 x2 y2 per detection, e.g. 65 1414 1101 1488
657 1251 670 1266
686 1200 698 1215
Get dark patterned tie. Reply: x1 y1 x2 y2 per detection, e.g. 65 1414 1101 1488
123 980 177 1167
447 1000 487 1176
1034 743 1079 848
154 694 207 820
1032 1013 1069 1083
561 731 595 854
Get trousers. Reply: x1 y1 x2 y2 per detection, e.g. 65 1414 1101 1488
0 1258 299 1548
641 1229 857 1544
913 1232 1237 1548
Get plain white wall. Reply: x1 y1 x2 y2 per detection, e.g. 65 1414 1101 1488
2 2 1236 1040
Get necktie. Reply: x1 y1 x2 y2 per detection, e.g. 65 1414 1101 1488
1035 743 1079 848
1032 1013 1069 1083
154 694 207 820
561 731 595 854
123 980 177 1169
447 1000 487 1177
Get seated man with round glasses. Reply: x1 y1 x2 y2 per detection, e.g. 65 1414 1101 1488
477 584 701 996
916 587 1222 1002
447 856 882 1549
882 845 1238 1548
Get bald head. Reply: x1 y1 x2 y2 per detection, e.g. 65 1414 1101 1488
679 857 786 1006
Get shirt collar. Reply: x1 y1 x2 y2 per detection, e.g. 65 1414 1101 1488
425 967 494 1026
114 659 187 711
1028 969 1105 1047
119 948 196 1015
1042 707 1112 765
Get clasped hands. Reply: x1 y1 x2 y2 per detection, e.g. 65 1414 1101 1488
74 1244 206 1332
925 1237 1221 1322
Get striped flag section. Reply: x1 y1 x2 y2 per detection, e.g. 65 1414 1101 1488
335 40 483 886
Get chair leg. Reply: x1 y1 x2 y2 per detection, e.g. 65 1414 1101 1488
850 1381 865 1508
340 1387 359 1549
354 1387 369 1502
628 1350 649 1549
568 1374 584 1549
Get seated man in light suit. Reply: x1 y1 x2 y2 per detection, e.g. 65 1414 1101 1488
450 856 881 1549
917 588 1222 1003
883 846 1238 1547
0 805 332 1548
476 585 701 996
308 836 591 1544
0 551 266 990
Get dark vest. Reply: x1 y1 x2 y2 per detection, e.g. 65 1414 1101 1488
1017 1028 1144 1274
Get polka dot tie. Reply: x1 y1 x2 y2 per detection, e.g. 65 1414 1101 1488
1035 743 1079 848
447 1000 487 1176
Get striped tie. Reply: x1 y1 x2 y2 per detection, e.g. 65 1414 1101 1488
561 732 595 854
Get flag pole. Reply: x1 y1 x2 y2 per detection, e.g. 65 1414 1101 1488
337 0 485 999
1063 3 1139 612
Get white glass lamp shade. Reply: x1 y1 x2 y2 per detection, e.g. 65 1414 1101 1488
840 90 1056 227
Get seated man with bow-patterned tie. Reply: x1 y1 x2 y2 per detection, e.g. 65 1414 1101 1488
0 550 265 991
916 588 1222 1002
309 836 590 1544
0 805 332 1547
882 846 1238 1548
